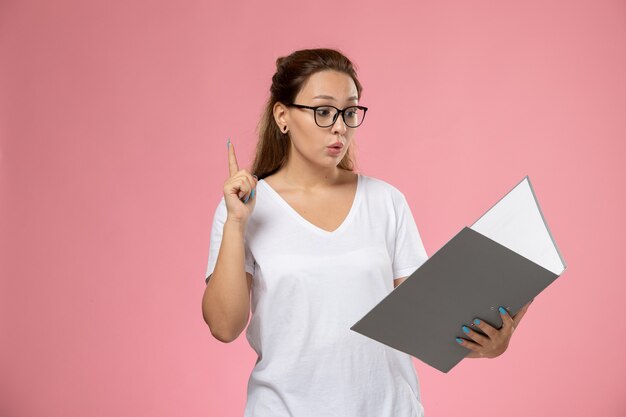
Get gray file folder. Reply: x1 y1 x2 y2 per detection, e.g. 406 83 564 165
350 176 567 373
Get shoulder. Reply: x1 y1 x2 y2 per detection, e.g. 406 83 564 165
359 173 407 203
211 195 227 221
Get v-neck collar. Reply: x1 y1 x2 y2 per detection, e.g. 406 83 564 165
259 173 363 237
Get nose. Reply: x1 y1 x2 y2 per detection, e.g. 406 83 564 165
331 112 347 135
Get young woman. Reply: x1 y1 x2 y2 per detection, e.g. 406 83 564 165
202 48 532 417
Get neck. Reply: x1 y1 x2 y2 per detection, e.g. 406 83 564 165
280 159 344 192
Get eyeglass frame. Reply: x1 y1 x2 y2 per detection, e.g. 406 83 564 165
286 103 369 128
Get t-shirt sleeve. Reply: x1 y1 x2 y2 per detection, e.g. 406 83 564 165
391 192 428 280
205 196 255 284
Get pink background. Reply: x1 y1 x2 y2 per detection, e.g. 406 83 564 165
2 0 625 416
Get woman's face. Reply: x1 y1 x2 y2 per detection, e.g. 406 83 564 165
276 70 360 168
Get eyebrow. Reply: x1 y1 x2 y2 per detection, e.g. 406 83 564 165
313 94 358 101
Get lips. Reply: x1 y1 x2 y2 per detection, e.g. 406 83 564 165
328 142 344 149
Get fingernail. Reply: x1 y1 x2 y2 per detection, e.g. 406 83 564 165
499 307 507 315
473 318 481 325
243 193 250 203
462 325 470 334
252 174 258 180
250 189 255 198
455 337 463 344
227 138 230 148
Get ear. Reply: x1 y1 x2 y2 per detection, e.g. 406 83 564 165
273 102 288 130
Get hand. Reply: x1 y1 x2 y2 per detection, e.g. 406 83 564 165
456 299 534 359
223 138 258 223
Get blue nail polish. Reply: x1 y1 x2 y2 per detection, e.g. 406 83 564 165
473 318 481 325
243 193 250 203
456 337 463 344
499 307 507 315
251 189 255 198
462 325 470 334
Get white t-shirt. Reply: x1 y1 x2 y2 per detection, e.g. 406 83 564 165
205 173 429 417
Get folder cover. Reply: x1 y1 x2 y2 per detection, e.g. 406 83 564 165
350 176 566 373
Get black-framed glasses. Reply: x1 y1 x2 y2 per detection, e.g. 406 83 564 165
287 103 368 128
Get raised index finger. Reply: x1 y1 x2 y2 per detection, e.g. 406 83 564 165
227 138 239 177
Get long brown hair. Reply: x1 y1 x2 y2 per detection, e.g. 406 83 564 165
250 48 364 179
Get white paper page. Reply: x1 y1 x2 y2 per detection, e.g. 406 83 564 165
470 176 566 275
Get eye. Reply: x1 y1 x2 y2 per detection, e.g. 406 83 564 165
346 108 358 117
316 107 332 117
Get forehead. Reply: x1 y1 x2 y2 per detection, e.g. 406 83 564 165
297 70 358 102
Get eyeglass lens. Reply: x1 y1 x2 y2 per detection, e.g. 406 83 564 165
315 106 365 128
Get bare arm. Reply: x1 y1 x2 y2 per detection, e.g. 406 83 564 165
393 276 408 288
202 218 253 343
